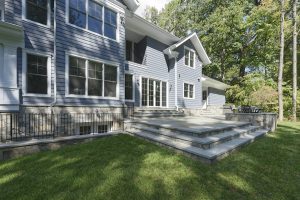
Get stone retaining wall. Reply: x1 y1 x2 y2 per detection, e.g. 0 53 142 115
225 113 277 132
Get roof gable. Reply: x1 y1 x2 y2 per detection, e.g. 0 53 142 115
164 33 211 66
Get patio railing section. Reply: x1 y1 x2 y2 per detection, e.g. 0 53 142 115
0 112 124 143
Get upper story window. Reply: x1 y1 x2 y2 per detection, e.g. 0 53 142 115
68 0 118 40
67 55 118 98
24 0 50 25
184 48 195 68
25 53 50 95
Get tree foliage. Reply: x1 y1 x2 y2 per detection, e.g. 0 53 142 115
157 0 299 117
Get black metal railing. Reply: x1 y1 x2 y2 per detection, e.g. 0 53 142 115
0 112 124 143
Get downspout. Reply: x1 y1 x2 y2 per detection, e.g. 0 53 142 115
175 56 178 111
50 0 57 113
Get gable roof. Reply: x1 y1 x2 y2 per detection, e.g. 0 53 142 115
123 0 140 12
163 33 211 66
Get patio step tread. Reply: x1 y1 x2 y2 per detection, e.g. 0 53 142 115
130 129 269 162
131 120 251 136
131 125 260 146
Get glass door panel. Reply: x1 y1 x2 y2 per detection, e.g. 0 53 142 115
155 81 161 107
142 78 148 106
149 79 154 106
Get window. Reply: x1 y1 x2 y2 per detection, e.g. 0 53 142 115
125 74 133 100
184 48 195 68
88 1 103 34
80 126 91 135
104 8 117 40
67 55 118 98
69 56 86 95
98 125 108 133
184 83 194 99
68 0 118 40
25 0 49 25
26 54 48 94
88 61 102 96
104 65 117 97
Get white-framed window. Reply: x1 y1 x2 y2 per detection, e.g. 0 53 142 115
66 54 119 99
184 47 195 68
22 0 51 27
183 83 194 99
66 0 119 41
125 73 134 101
22 51 51 97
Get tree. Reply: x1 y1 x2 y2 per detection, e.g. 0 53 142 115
144 6 159 25
292 0 298 121
278 0 285 121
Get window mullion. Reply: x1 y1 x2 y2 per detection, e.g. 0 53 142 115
102 6 104 36
85 0 88 29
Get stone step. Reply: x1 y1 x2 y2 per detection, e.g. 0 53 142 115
130 125 260 149
129 120 251 138
133 113 185 118
130 129 269 164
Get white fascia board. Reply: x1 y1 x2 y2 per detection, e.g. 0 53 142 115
164 33 211 66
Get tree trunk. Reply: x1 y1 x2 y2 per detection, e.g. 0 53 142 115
278 0 285 121
292 0 298 121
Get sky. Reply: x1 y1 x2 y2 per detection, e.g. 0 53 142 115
135 0 172 17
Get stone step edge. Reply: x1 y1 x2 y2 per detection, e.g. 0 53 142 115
129 130 268 163
130 125 260 147
127 120 252 137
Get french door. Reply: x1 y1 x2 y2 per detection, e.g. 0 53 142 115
142 77 167 107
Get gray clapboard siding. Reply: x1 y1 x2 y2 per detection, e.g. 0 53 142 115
208 87 226 106
176 40 203 108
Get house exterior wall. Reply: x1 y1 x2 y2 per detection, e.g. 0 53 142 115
175 40 202 108
208 87 226 106
4 0 126 113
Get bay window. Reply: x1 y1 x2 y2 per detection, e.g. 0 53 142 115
68 55 118 98
68 0 118 40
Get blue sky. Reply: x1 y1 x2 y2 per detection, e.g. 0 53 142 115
135 0 172 16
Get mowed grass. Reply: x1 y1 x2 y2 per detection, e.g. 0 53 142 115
0 122 299 200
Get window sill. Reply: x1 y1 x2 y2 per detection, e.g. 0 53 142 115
125 99 135 102
23 94 51 98
184 65 196 69
65 94 119 100
125 61 147 69
66 22 118 43
22 18 50 28
183 97 195 100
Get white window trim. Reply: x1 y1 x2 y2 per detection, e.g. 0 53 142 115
139 76 169 108
22 0 51 28
65 52 120 100
184 46 196 69
65 0 122 43
22 50 52 97
125 61 147 69
124 72 135 102
183 82 195 99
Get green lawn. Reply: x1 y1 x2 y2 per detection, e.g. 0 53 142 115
0 122 299 200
